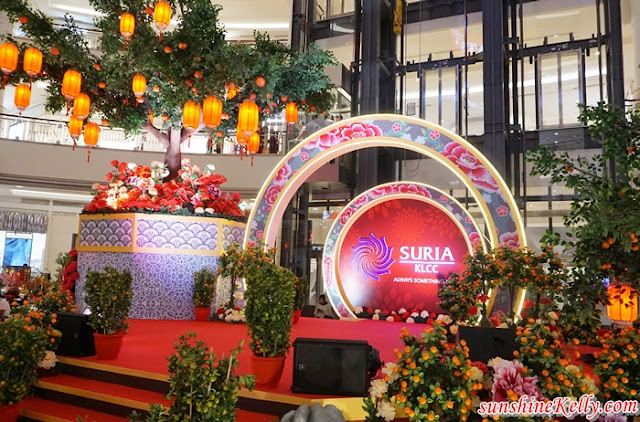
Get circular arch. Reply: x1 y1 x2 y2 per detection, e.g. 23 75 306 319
244 114 526 252
323 182 488 317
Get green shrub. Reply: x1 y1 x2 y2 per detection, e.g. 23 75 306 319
84 267 133 335
193 269 217 308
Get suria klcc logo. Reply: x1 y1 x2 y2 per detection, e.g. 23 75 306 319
351 233 395 281
398 246 455 273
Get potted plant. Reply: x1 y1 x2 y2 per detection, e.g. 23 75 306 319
84 267 133 360
193 269 216 321
293 276 309 324
0 311 50 421
244 262 296 388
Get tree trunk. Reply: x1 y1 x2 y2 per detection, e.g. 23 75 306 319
164 129 182 182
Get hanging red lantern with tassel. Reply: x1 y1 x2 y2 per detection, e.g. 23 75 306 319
72 92 91 120
83 122 100 162
120 13 135 42
237 100 259 139
23 47 43 81
14 84 31 115
285 102 298 125
247 131 260 166
0 42 19 88
69 116 83 150
202 96 222 129
132 74 147 97
62 69 82 114
154 1 171 41
183 100 200 131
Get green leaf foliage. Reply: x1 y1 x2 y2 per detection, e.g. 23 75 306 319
84 267 133 335
244 263 295 357
192 268 216 308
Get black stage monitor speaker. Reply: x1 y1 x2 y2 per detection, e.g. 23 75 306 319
291 338 380 396
55 312 96 357
457 326 517 363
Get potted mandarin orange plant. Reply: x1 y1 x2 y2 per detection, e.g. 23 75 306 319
192 268 216 321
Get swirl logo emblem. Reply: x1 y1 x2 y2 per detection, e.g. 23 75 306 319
350 233 395 281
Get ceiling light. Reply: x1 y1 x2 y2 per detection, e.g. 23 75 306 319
225 23 289 30
10 189 93 203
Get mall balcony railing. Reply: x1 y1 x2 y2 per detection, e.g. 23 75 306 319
0 113 289 155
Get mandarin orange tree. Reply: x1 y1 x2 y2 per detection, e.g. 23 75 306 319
594 326 640 401
528 103 640 337
363 322 477 422
0 0 336 178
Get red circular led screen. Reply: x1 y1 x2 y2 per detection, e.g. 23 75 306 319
336 197 473 313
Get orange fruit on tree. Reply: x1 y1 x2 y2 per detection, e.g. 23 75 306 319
145 6 153 15
601 242 610 249
178 42 187 50
153 85 160 92
19 16 28 24
98 82 106 89
94 63 101 71
164 46 172 53
194 71 203 79
50 46 60 56
256 76 266 87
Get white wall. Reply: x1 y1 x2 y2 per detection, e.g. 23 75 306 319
43 212 79 276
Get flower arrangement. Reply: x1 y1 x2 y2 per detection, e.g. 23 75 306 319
193 269 217 308
215 242 276 322
0 311 51 405
363 322 477 422
60 249 79 295
84 267 133 335
244 262 295 357
128 332 255 422
83 159 246 221
594 326 640 401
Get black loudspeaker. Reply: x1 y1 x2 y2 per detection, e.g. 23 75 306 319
291 338 380 396
457 326 517 363
55 312 96 357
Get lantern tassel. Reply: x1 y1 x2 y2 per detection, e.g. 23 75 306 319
2 75 7 89
72 139 76 151
188 136 191 148
87 149 91 163
240 147 243 161
159 33 162 42
251 156 254 166
66 102 70 116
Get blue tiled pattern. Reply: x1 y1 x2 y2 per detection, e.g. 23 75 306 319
136 219 218 250
80 218 133 247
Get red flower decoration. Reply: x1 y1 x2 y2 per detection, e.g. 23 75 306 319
468 306 478 316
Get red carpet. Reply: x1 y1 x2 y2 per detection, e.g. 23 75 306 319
75 317 428 397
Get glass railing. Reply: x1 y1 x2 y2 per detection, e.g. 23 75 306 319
0 114 288 155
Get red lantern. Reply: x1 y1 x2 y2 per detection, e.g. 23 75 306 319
237 100 259 138
607 284 638 325
202 96 222 129
183 100 200 131
62 70 82 102
285 102 298 125
247 132 260 154
84 122 100 146
69 116 83 139
120 13 135 40
132 74 147 97
154 1 172 30
0 42 18 75
23 47 43 77
72 92 91 120
14 84 31 114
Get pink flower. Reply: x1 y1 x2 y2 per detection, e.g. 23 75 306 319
429 130 440 140
353 195 369 207
256 230 264 240
499 231 520 248
443 142 499 192
492 360 544 402
465 216 472 224
397 184 419 194
339 122 383 139
469 232 481 245
306 129 340 150
415 187 432 198
273 163 293 185
300 152 309 161
440 195 448 203
137 177 153 191
496 205 508 217
392 123 402 132
339 207 355 224
264 184 282 205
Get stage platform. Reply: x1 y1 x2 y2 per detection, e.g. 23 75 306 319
25 316 424 421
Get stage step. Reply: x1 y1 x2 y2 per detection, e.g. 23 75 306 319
28 372 279 422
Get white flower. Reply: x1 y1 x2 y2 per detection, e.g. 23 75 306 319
91 183 100 190
205 207 214 214
234 280 243 288
565 365 580 375
128 162 137 170
406 317 415 323
368 378 388 397
498 323 509 329
410 311 419 318
375 400 396 421
449 324 458 335
233 291 243 299
487 357 504 369
437 314 453 325
386 316 394 322
381 362 398 378
181 158 191 166
355 306 363 314
548 311 559 321
148 187 158 196
398 308 407 315
38 351 58 369
581 378 598 395
205 164 216 172
195 207 205 214
372 314 380 321
222 299 230 307
420 310 429 318
469 366 484 382
471 395 481 409
374 309 381 314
